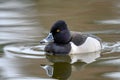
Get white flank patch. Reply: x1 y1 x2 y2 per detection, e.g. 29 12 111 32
70 37 101 54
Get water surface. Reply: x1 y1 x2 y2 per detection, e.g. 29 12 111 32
0 0 120 80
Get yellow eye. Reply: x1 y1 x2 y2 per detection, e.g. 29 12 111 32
56 29 60 32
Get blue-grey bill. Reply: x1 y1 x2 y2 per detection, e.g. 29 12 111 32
40 33 54 44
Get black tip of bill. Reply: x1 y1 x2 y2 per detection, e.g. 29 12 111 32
40 40 45 44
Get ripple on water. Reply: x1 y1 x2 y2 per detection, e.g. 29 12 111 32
102 41 120 53
6 77 57 80
3 43 46 59
3 41 120 55
95 19 120 24
3 40 120 63
3 43 102 64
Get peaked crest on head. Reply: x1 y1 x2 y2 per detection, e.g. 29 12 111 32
50 20 71 44
50 20 68 33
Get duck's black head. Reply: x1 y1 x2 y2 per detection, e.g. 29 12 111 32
40 20 71 44
50 20 71 44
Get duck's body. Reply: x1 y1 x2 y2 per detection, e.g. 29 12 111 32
40 20 102 55
70 33 101 54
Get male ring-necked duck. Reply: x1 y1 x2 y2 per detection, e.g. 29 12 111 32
40 20 102 55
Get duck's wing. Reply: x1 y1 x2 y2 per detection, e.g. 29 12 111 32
70 31 102 46
70 32 87 46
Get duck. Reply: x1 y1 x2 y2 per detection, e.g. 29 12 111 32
40 20 102 55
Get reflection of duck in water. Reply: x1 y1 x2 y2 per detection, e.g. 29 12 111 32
41 51 101 80
41 55 72 80
41 62 71 80
71 51 101 64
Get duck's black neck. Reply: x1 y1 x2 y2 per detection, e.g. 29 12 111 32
65 36 72 44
